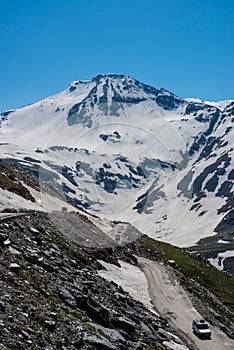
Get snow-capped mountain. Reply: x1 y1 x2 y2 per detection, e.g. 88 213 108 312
0 74 233 248
185 97 234 111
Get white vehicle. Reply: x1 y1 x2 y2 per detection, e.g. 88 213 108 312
192 319 211 339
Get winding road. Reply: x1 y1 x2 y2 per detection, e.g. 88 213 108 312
138 257 234 350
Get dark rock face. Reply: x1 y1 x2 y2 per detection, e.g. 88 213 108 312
95 162 147 194
83 333 118 349
223 257 234 276
62 165 78 187
0 160 37 202
1 110 15 117
24 156 41 164
67 97 94 127
133 190 149 213
224 101 234 114
155 94 182 110
66 75 185 127
69 86 77 92
100 133 109 141
0 110 15 124
57 286 77 307
185 103 201 115
179 151 232 210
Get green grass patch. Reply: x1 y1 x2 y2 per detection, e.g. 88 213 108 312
139 236 234 312
71 310 83 319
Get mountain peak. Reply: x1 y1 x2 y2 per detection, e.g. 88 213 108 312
92 73 130 81
65 74 186 127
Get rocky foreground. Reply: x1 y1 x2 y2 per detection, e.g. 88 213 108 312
0 211 188 350
0 210 234 350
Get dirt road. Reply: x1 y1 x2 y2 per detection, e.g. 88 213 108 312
138 257 234 350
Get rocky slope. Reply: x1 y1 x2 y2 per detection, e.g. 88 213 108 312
1 211 234 350
0 211 188 350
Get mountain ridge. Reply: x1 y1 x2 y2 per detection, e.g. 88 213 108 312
0 74 233 262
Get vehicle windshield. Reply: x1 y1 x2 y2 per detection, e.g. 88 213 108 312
197 324 209 329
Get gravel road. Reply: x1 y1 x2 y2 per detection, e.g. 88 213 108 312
138 257 234 350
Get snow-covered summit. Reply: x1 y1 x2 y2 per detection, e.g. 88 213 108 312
0 75 233 248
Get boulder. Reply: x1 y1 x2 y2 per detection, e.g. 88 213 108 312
83 333 117 350
0 233 8 245
111 316 136 333
9 263 20 274
89 322 126 342
57 286 77 307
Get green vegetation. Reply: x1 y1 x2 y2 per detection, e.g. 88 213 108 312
71 310 83 319
136 336 168 350
144 341 167 350
139 236 234 312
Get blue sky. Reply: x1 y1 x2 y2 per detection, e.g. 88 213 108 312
0 0 233 112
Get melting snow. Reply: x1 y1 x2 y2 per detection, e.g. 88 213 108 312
98 259 157 314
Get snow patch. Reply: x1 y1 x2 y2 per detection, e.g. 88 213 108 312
98 259 157 314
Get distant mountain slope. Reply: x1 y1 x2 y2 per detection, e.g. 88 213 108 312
0 75 233 254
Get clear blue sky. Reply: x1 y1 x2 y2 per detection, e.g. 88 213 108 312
0 0 233 112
